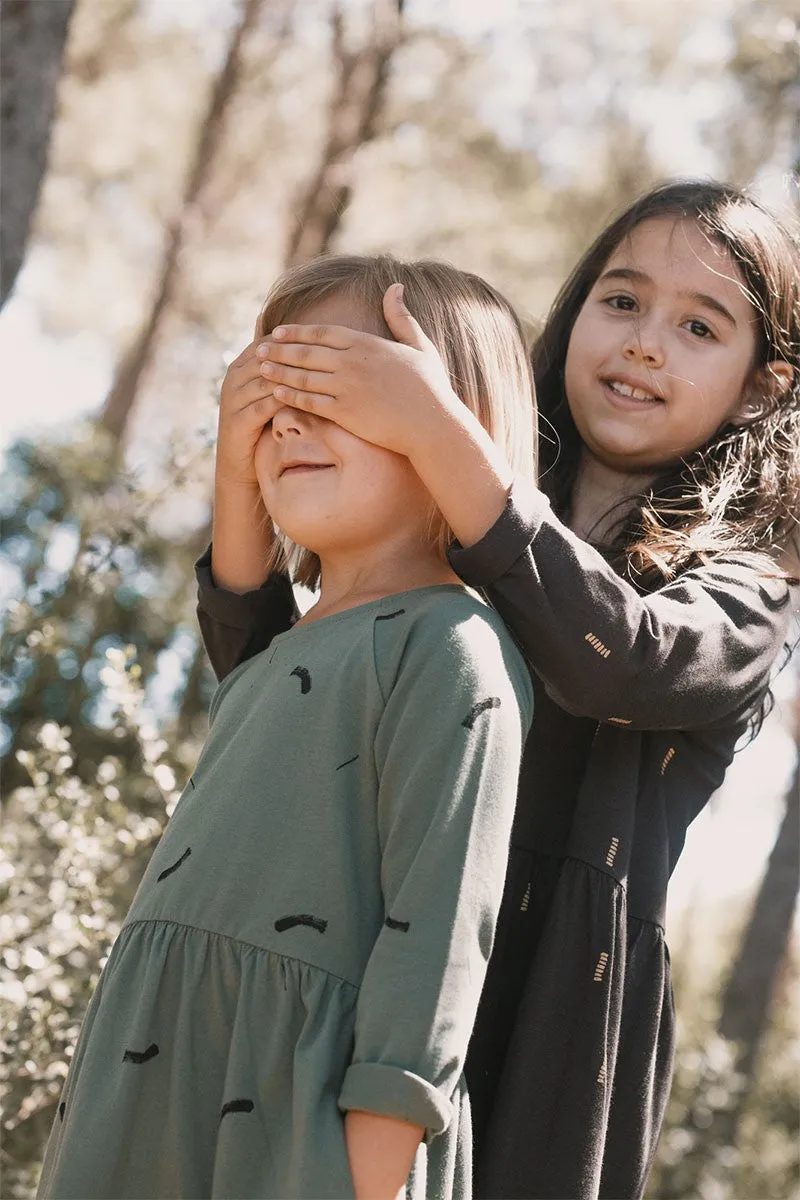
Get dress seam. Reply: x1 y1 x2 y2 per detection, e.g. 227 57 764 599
538 854 667 934
119 916 363 990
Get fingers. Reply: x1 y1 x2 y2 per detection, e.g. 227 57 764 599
270 323 358 350
259 359 338 397
382 283 428 350
222 374 279 423
256 340 339 373
239 391 280 427
272 385 336 416
227 337 269 378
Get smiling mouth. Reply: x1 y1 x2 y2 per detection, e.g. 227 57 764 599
603 379 664 405
279 463 334 477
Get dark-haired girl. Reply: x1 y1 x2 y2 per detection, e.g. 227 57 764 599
197 180 800 1199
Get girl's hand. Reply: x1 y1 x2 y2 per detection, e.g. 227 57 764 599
260 284 517 548
217 323 282 489
257 284 462 460
211 323 282 593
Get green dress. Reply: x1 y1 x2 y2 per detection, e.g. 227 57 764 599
37 585 533 1199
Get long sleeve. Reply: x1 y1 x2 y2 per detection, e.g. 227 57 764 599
194 545 299 681
448 478 795 731
338 601 533 1135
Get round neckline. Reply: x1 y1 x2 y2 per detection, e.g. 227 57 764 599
270 583 470 646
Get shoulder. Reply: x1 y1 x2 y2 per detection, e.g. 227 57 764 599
372 587 533 717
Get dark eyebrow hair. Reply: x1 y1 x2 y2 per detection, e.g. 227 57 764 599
597 267 739 329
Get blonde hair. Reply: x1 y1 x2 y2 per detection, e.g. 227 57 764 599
258 254 537 588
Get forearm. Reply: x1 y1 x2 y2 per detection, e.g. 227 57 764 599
409 400 514 549
344 1110 423 1200
210 479 274 593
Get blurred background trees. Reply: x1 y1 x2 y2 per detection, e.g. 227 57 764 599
1 1 798 1196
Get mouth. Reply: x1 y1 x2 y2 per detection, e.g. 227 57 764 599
601 378 664 407
279 462 335 478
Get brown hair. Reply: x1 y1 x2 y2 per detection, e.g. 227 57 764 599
533 179 800 590
258 254 536 588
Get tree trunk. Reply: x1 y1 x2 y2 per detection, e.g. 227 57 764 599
285 0 405 265
717 755 800 1086
0 0 76 307
661 729 800 1198
98 0 268 445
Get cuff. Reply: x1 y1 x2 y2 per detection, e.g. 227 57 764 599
194 545 296 632
338 1062 453 1136
447 476 550 587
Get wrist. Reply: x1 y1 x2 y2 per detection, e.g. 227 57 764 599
214 474 264 499
409 402 513 548
410 395 510 479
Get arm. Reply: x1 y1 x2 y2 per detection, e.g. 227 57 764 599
195 546 298 683
257 293 794 731
338 603 533 1179
345 1111 423 1200
196 331 300 682
447 478 795 730
211 478 273 594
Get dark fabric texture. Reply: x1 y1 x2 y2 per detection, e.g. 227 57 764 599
194 486 795 1200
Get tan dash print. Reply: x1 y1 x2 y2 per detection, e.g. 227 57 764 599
597 1059 607 1085
661 747 676 775
585 632 611 658
593 952 609 983
605 838 620 867
608 716 632 726
520 882 531 912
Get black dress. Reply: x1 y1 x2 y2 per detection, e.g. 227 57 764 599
194 479 795 1200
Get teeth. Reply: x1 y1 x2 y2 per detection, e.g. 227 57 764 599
609 380 658 402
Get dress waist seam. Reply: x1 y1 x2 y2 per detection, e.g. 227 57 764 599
119 916 363 990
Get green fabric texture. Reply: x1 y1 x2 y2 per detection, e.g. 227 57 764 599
37 585 532 1199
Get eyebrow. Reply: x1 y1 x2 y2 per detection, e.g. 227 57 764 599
597 267 739 329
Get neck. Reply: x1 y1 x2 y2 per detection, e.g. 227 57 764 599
301 532 461 624
569 453 655 543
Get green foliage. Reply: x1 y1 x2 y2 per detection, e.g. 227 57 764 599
0 427 210 1195
649 958 800 1200
1 644 206 1194
2 2 798 1196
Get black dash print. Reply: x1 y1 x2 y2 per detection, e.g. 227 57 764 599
58 1102 65 1122
290 666 312 693
157 847 192 881
220 1098 254 1120
461 696 501 729
385 916 410 932
188 777 195 790
336 755 359 771
375 608 406 622
123 1043 159 1064
274 914 328 934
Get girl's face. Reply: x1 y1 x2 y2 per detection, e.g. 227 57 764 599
563 216 761 476
254 294 435 564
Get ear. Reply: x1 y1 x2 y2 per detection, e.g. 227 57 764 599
730 358 794 425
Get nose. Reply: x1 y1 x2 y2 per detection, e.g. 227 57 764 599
271 404 313 440
621 316 665 369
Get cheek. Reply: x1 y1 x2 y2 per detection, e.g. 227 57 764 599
563 312 596 387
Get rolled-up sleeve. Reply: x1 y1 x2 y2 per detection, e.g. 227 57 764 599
338 605 533 1134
